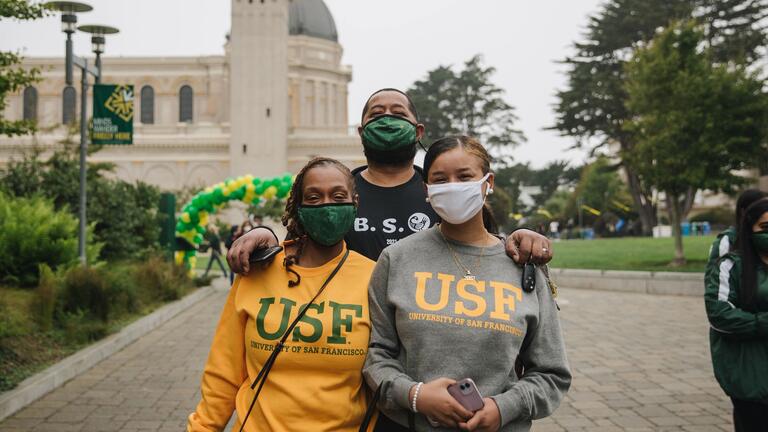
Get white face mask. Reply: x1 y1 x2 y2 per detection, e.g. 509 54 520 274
427 173 491 225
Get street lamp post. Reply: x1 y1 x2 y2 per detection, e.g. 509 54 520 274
45 2 119 266
78 25 119 84
48 1 92 85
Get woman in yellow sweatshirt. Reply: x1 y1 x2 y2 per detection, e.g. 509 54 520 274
187 157 376 432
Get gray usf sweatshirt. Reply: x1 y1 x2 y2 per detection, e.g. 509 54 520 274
362 227 571 431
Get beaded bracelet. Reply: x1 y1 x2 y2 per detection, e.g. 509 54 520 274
411 382 424 413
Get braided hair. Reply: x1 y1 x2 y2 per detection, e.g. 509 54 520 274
281 157 356 286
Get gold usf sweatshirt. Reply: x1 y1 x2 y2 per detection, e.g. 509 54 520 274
188 243 376 432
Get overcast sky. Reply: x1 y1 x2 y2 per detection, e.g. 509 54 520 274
0 0 604 168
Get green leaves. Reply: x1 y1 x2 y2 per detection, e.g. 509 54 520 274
553 0 768 235
623 21 768 196
0 192 100 287
0 0 49 21
0 1 50 137
407 55 525 154
0 149 160 262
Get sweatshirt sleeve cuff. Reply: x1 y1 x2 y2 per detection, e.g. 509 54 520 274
392 376 419 411
491 388 525 427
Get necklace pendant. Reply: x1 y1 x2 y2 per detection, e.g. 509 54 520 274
464 272 475 281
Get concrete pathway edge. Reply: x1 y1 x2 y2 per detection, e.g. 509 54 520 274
550 267 704 296
0 285 216 422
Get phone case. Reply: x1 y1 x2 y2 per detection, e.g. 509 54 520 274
249 246 283 263
447 378 485 412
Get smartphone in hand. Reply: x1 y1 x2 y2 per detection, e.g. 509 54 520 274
249 246 283 264
447 378 485 412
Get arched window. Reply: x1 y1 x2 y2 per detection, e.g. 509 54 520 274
140 85 154 124
179 85 193 123
23 86 38 121
62 86 77 125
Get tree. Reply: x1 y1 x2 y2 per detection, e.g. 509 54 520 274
623 21 768 265
1 148 162 261
0 0 49 136
572 156 632 222
408 55 525 154
552 0 768 235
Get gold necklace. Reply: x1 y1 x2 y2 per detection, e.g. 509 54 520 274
438 225 490 280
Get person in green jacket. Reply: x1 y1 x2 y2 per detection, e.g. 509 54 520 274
705 197 768 431
706 189 767 271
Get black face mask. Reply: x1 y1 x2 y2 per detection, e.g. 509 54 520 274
363 142 418 166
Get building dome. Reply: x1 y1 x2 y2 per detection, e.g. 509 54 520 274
289 0 338 42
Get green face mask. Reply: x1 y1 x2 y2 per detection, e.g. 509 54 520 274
298 203 357 247
752 231 768 254
361 115 418 151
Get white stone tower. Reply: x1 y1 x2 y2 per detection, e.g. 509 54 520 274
229 0 289 178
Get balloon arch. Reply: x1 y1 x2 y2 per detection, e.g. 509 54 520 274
174 174 294 270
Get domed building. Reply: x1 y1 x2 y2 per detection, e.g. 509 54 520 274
0 0 362 189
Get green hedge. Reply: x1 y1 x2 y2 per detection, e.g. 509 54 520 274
0 192 100 287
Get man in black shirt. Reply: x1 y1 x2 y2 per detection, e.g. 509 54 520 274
227 88 553 270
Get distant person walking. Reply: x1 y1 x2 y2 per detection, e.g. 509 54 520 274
705 197 768 431
202 225 228 278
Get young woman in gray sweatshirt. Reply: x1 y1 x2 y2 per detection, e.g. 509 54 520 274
363 136 571 431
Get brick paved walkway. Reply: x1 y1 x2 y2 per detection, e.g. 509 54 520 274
0 285 732 432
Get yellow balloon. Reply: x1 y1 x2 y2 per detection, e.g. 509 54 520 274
175 251 185 265
263 185 277 199
181 213 191 224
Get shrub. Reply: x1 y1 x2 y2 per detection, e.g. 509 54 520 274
103 263 140 318
59 310 108 344
1 150 161 262
0 294 23 340
134 256 191 303
30 264 58 332
59 266 110 322
193 274 215 288
0 192 101 287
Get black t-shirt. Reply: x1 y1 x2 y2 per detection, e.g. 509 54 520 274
345 167 439 260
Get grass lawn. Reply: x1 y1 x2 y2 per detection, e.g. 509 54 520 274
550 235 716 273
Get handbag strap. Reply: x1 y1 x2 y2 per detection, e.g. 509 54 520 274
238 249 350 432
359 386 417 432
358 385 381 432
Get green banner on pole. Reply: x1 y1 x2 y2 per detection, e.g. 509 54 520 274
92 84 133 145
